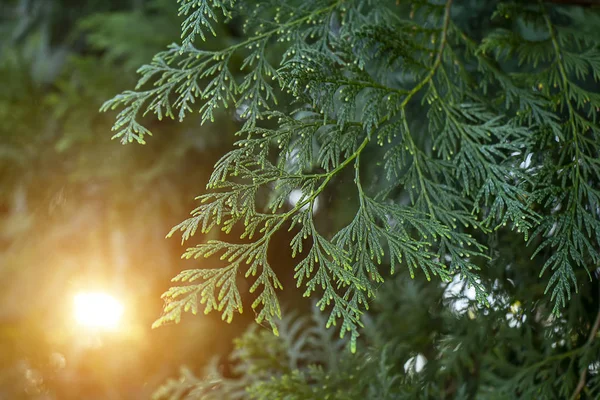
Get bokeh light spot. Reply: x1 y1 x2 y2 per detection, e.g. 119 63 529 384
73 292 124 331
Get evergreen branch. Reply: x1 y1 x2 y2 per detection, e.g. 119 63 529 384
156 135 371 338
178 0 235 46
101 0 347 143
534 3 600 314
112 1 600 376
156 0 456 339
544 9 584 212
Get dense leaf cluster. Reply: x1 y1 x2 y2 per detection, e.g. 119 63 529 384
104 0 600 397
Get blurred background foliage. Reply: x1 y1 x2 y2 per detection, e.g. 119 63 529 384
0 0 254 398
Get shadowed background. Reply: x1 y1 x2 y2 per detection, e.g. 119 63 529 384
0 1 288 398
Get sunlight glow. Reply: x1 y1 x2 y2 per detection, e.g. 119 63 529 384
73 292 124 330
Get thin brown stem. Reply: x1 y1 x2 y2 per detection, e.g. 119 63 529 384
542 0 600 6
570 285 600 400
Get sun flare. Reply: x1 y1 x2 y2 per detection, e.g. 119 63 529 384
73 292 124 330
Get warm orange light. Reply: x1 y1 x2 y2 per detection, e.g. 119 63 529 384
73 292 124 331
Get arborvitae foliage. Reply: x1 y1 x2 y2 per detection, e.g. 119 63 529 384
154 304 348 400
104 0 600 397
153 272 600 399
